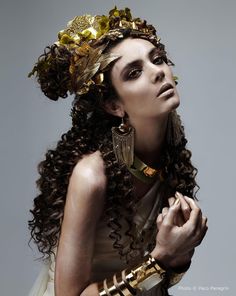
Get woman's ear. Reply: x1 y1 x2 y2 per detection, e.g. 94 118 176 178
102 99 125 118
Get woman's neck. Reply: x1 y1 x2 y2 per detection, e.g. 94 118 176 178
130 114 169 168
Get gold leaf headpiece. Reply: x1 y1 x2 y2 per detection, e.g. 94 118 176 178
29 7 162 98
57 7 159 46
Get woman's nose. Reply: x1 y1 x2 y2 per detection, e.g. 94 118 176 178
149 64 165 84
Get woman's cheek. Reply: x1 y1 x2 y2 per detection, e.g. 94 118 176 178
128 80 149 96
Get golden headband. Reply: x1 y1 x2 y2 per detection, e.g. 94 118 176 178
29 7 169 98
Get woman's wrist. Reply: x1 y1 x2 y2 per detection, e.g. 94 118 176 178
149 249 192 289
169 260 191 273
150 247 192 273
150 247 173 270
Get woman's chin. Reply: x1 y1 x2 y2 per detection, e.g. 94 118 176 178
166 94 180 112
173 98 180 110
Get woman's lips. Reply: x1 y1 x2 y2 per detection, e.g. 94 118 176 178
157 83 174 98
157 88 175 98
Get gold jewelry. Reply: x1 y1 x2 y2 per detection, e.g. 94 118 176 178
128 155 164 184
121 270 137 295
29 7 175 98
111 117 134 167
98 254 187 295
126 255 166 291
113 274 130 295
173 75 179 85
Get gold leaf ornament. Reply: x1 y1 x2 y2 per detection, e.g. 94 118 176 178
53 7 161 96
99 53 121 71
74 46 120 93
97 15 110 36
67 15 97 36
59 14 110 44
29 6 166 100
75 42 91 56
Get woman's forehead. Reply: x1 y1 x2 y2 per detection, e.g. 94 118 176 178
110 38 155 57
110 38 156 72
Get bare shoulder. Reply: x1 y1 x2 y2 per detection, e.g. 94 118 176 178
69 150 107 198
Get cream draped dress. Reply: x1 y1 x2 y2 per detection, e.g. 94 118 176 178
28 179 168 296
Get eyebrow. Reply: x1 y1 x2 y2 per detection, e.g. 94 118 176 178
120 47 158 79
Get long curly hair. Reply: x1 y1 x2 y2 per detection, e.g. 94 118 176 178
28 32 199 263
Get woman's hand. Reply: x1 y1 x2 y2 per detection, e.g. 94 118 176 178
155 193 194 269
151 193 208 270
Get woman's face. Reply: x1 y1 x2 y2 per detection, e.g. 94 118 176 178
109 38 180 121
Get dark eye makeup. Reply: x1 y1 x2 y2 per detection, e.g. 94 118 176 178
126 68 142 80
124 55 167 81
152 56 166 65
120 45 170 81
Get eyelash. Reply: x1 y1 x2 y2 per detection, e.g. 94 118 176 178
127 68 142 80
126 56 167 80
153 56 166 65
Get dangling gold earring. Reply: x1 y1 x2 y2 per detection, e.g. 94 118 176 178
111 116 134 167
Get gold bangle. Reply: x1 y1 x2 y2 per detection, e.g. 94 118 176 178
98 274 132 296
98 289 108 296
97 281 108 296
113 273 130 296
98 254 187 295
126 255 166 291
103 279 111 295
105 278 119 296
121 270 137 295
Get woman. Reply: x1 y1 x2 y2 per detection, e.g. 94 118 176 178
28 7 208 296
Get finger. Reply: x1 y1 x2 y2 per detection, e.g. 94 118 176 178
164 198 181 226
183 195 200 210
175 192 191 221
194 215 207 243
162 207 169 218
202 215 208 225
196 202 202 230
171 196 185 226
168 197 183 226
169 194 186 226
183 196 202 227
156 213 163 230
195 224 208 246
200 216 208 232
183 206 202 232
168 197 175 207
175 209 185 227
186 196 205 233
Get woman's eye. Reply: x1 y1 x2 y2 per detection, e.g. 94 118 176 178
152 56 164 65
127 69 142 80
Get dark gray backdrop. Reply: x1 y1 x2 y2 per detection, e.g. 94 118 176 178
0 0 235 295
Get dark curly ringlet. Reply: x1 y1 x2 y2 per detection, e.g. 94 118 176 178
28 45 72 100
28 29 199 263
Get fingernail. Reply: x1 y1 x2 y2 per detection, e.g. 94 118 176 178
170 200 175 206
175 192 182 198
174 198 180 206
